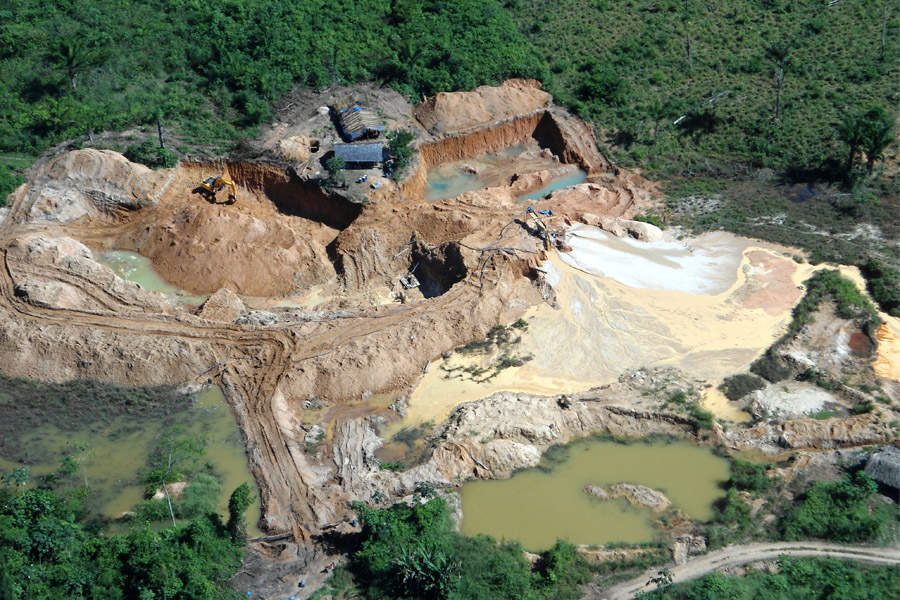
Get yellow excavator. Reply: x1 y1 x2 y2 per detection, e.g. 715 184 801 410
199 176 237 204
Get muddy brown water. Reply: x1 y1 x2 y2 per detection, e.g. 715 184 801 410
461 438 730 550
0 386 261 534
97 249 209 305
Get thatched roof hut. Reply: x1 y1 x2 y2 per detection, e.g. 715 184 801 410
338 106 384 141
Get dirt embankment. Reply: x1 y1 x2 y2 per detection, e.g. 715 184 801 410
12 148 173 223
327 366 897 511
414 78 552 135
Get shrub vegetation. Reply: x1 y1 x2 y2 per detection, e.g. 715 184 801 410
779 471 895 543
351 495 594 600
0 481 250 599
637 556 900 600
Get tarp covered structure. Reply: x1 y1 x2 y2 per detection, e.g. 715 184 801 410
338 106 384 141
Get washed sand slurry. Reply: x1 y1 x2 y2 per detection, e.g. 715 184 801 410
396 228 815 430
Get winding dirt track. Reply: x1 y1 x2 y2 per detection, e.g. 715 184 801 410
596 542 900 599
0 181 489 541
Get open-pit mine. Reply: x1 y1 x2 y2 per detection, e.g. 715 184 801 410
1 79 897 596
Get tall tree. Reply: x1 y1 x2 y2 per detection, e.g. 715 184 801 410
767 41 792 123
146 429 206 528
861 112 895 175
51 37 109 91
54 38 88 90
226 482 255 541
838 106 896 176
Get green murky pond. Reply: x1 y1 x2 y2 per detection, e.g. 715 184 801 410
461 438 729 550
518 170 587 202
425 143 579 201
97 250 208 305
0 386 261 535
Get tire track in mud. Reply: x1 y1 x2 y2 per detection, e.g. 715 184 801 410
0 183 325 536
0 196 491 540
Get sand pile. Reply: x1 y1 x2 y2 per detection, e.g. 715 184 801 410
414 78 551 135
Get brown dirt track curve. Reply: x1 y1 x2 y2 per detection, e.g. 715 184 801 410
595 542 900 599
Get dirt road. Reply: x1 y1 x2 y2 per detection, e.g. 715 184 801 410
596 542 900 599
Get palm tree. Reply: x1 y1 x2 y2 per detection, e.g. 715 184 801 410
837 115 866 175
55 38 88 90
767 41 792 123
839 107 897 176
52 37 108 91
862 116 895 175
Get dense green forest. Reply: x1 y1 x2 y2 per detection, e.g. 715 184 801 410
0 481 253 599
0 0 541 156
2 0 895 177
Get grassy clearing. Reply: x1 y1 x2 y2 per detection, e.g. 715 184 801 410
663 174 899 262
0 375 189 464
517 0 898 178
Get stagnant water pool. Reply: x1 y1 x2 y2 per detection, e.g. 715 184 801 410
97 250 208 305
0 386 261 534
461 437 729 550
518 170 588 202
425 143 586 202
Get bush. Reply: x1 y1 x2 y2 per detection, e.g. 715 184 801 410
720 374 766 401
668 390 688 404
387 129 415 173
0 164 25 207
325 156 346 186
124 137 178 168
779 471 895 543
690 404 715 430
180 473 222 519
633 213 665 229
728 460 772 494
535 539 593 593
861 259 900 317
750 349 793 383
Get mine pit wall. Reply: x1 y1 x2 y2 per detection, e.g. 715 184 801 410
183 160 363 231
410 241 468 298
401 110 601 202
